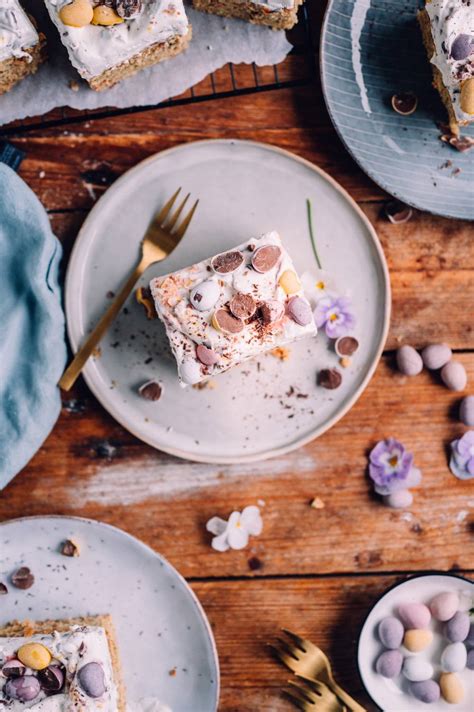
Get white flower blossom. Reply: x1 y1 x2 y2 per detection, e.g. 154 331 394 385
206 506 263 552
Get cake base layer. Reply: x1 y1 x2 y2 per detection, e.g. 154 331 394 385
0 614 126 711
192 0 303 30
89 27 192 91
0 35 46 95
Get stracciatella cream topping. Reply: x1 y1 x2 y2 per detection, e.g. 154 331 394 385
425 0 474 121
150 231 317 386
241 0 295 9
0 0 39 63
0 626 118 710
44 0 189 80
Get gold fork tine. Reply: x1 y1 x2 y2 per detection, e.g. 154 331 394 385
282 628 308 652
282 689 308 712
269 643 299 672
163 193 189 231
173 198 199 239
288 680 318 702
153 187 181 224
275 637 302 660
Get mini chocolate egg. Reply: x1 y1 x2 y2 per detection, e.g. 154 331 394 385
398 602 431 630
59 0 94 27
78 662 106 698
251 245 281 273
430 591 459 621
1 659 26 677
190 279 220 312
383 489 413 509
441 642 467 673
335 336 359 357
260 300 284 325
421 343 452 370
229 293 256 320
378 616 404 649
459 395 474 426
5 676 41 702
440 672 464 704
445 611 470 643
17 643 51 670
402 657 433 682
396 345 423 376
375 650 403 678
211 251 244 274
403 629 433 652
38 665 65 692
196 344 219 366
410 680 440 704
286 296 313 326
212 309 244 335
92 5 124 25
440 361 467 391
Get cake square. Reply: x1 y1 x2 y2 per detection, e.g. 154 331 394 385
0 615 125 710
418 1 474 134
0 1 47 95
44 0 191 91
192 0 304 30
149 231 317 386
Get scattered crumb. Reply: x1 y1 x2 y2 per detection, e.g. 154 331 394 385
38 170 45 179
339 356 352 369
193 380 216 390
136 286 157 320
311 497 325 510
60 539 80 557
92 346 102 359
257 499 266 507
168 668 177 677
68 80 80 92
248 556 263 571
271 346 291 361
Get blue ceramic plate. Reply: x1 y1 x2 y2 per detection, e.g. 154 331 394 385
321 0 474 220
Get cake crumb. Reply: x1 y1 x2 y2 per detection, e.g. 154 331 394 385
68 80 80 92
60 539 80 557
311 497 325 510
92 346 102 359
271 346 291 361
193 380 216 390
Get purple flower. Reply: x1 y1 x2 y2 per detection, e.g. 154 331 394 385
449 430 474 480
313 295 355 339
368 438 414 491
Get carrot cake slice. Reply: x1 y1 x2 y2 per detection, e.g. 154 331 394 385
192 0 304 30
0 1 47 95
149 231 317 386
0 615 125 710
418 0 474 134
44 0 191 91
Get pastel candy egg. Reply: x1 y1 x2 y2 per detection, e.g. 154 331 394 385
378 616 404 649
451 34 474 61
402 657 434 682
459 395 474 426
179 359 202 385
440 361 467 391
467 649 474 671
396 345 423 376
286 296 313 326
196 344 219 366
212 309 244 335
460 78 474 115
383 489 413 509
466 622 474 647
251 245 281 273
421 343 452 370
77 662 106 698
59 0 93 27
17 643 51 670
403 629 433 652
445 611 470 643
4 676 41 702
410 680 440 704
440 672 464 704
398 602 431 630
441 642 467 673
430 591 459 621
190 280 220 312
375 649 403 678
278 270 301 295
92 5 124 25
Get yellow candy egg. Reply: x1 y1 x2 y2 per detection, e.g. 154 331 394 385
460 78 474 116
92 6 124 26
278 270 301 295
59 0 94 28
440 673 464 704
17 643 51 670
403 629 433 653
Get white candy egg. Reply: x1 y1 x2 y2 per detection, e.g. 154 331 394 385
190 279 220 312
441 642 467 673
403 657 434 682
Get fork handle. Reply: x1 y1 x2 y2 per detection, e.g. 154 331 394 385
326 680 366 712
59 256 148 391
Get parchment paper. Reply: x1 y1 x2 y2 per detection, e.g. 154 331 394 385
0 1 292 126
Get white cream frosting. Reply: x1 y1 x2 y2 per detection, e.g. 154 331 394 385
425 0 474 122
0 0 39 63
150 231 317 386
244 0 295 9
44 0 189 80
0 626 118 711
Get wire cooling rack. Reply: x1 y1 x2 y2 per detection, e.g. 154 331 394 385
1 4 316 136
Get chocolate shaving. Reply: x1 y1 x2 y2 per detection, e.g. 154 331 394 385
0 582 8 595
138 380 163 401
11 566 34 590
60 539 80 557
317 368 342 390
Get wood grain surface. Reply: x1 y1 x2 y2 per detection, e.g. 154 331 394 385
1 3 473 710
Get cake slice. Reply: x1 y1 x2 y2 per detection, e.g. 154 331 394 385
0 1 47 95
418 0 474 135
44 0 191 91
192 0 304 30
149 231 317 386
0 615 125 710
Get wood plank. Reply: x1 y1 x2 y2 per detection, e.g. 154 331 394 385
191 572 473 710
2 356 472 578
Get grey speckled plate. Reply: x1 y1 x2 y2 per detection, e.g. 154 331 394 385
0 516 219 712
321 0 474 220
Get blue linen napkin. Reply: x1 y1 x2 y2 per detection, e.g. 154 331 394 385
0 161 66 488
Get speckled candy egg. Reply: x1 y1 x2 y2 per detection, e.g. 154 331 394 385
402 657 433 682
190 279 220 312
410 680 440 704
441 642 467 673
396 345 423 376
459 395 474 426
17 643 51 670
440 361 467 391
440 672 464 703
378 616 404 649
403 629 433 653
421 343 452 370
398 602 431 630
445 611 470 643
77 662 106 698
375 650 403 678
430 591 459 621
5 676 41 702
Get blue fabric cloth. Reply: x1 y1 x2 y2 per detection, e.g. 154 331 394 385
0 163 66 488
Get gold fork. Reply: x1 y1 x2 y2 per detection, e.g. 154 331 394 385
59 188 198 391
271 630 366 712
285 677 345 711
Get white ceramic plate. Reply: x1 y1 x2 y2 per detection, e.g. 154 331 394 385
0 516 219 712
358 573 474 712
65 139 390 463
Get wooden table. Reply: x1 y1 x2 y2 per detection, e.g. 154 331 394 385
1 4 473 710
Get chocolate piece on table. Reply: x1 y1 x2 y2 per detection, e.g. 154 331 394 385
318 368 342 390
11 567 34 590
